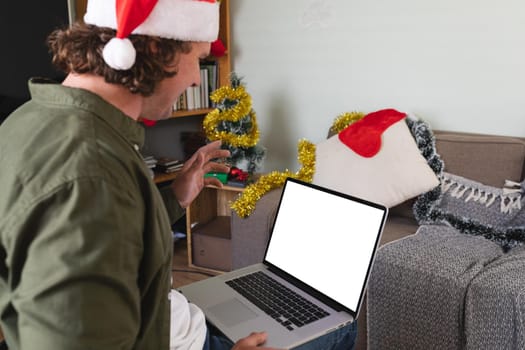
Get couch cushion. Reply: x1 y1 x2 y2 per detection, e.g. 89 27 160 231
434 131 525 187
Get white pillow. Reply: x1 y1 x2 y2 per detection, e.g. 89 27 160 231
313 118 439 207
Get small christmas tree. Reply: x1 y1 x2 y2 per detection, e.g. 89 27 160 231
203 73 266 174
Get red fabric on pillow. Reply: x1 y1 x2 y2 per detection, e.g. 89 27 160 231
338 108 406 158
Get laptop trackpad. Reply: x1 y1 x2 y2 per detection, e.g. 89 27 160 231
207 298 258 327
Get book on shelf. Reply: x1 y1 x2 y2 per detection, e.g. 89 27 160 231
176 93 187 110
157 157 181 167
157 163 184 173
226 175 254 188
173 61 218 111
200 68 209 109
203 61 218 108
142 155 158 169
226 179 248 188
156 157 184 173
193 85 202 109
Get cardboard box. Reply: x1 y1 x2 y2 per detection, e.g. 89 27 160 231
192 216 232 271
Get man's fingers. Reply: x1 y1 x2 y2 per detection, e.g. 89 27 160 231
204 162 230 175
203 139 222 149
184 141 222 165
210 148 231 161
232 331 281 350
203 177 224 188
188 150 229 174
199 140 231 161
187 152 205 171
247 332 268 345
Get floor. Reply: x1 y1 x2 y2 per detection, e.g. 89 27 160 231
171 238 216 288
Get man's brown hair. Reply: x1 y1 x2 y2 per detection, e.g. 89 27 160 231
47 23 192 97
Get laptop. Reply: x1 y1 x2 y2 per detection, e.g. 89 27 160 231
178 178 388 349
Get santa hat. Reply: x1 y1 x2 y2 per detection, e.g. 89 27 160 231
84 0 220 70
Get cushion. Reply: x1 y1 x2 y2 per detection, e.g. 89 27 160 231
433 131 525 187
415 171 525 251
313 113 440 208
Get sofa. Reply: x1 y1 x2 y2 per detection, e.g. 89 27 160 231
229 129 525 350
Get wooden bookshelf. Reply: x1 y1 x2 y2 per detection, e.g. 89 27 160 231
213 0 232 96
153 171 179 184
74 0 87 21
171 108 214 119
170 0 231 118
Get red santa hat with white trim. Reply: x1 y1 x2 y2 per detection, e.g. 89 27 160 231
84 0 220 70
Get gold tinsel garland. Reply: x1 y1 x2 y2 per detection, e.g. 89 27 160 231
203 85 260 148
231 139 316 218
231 110 365 218
329 111 366 134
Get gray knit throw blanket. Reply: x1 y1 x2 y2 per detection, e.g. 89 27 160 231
367 224 525 349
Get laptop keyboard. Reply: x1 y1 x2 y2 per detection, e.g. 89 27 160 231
226 271 330 331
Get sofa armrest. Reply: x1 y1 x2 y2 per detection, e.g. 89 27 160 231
231 188 283 269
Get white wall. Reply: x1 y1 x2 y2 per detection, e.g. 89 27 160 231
231 0 525 173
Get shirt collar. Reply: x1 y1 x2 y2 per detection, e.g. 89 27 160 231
28 78 145 149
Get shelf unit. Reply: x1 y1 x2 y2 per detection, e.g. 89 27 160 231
170 0 231 120
186 184 244 273
153 171 181 185
171 108 214 119
74 0 87 22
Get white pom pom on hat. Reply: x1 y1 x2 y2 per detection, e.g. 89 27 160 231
84 0 220 70
103 38 136 70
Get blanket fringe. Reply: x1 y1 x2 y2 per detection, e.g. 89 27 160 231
440 174 522 214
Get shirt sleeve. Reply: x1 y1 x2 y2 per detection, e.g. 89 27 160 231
158 184 186 225
169 290 206 350
8 177 146 349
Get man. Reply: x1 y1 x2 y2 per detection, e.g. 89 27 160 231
0 0 356 349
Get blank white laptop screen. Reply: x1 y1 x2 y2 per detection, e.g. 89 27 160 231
264 180 385 312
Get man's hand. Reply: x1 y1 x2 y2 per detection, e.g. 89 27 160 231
171 140 230 208
232 332 281 350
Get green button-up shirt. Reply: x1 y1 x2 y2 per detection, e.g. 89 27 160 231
0 79 176 349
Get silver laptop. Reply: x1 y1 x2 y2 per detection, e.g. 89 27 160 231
179 178 388 349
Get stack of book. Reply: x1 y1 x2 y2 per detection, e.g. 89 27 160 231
156 157 184 173
142 155 158 170
227 178 249 188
